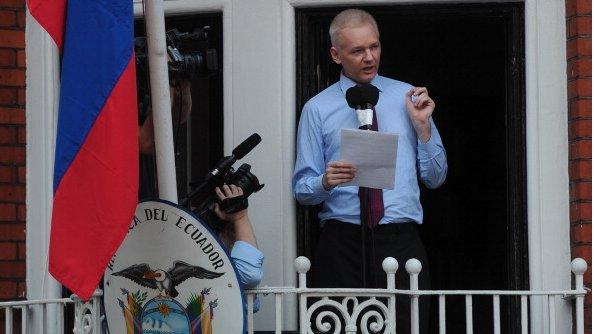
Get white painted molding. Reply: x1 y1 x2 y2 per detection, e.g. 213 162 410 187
25 8 63 334
525 0 571 332
281 1 298 329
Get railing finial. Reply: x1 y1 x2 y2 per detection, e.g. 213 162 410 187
295 256 311 274
382 257 398 274
571 258 587 275
405 258 422 275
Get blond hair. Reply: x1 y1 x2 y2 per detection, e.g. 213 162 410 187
329 9 379 47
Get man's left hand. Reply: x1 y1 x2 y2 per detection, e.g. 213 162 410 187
405 87 435 143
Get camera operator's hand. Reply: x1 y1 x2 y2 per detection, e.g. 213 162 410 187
213 184 248 224
213 184 258 248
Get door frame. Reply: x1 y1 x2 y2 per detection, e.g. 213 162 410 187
26 0 570 331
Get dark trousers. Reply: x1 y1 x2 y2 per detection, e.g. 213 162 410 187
311 220 430 334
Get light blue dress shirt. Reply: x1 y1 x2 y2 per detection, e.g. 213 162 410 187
293 74 448 225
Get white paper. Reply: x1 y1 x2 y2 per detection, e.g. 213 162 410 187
339 129 398 190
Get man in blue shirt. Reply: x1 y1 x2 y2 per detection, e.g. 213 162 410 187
293 9 447 333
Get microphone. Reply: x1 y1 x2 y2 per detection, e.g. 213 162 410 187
209 133 261 179
345 84 379 130
180 133 261 206
232 133 261 159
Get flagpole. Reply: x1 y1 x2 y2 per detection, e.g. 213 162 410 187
144 0 178 203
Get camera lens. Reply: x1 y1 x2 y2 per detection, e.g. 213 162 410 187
227 164 264 197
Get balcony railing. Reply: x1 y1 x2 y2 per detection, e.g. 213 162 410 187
1 257 588 334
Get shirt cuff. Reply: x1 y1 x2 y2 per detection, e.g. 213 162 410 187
417 134 442 161
315 173 331 194
231 241 264 266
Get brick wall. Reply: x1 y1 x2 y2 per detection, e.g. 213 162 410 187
566 0 592 332
0 0 26 330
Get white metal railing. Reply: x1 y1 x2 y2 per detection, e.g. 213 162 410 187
244 257 589 334
0 258 588 333
1 290 102 334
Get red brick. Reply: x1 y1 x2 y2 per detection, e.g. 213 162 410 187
16 49 24 68
0 185 24 202
17 87 24 105
570 140 592 159
0 166 14 182
571 181 593 200
570 160 592 181
569 98 592 119
567 38 592 59
569 119 592 140
572 223 593 244
0 223 24 240
15 11 24 28
576 0 592 16
0 49 15 67
16 166 23 183
571 202 593 222
0 0 25 9
566 0 591 17
0 68 24 86
0 242 16 260
0 126 16 144
0 87 16 105
568 78 593 99
17 204 24 221
0 30 23 48
0 203 16 221
567 58 592 79
16 241 24 259
572 244 592 265
16 126 24 144
0 10 16 28
0 107 24 124
0 281 16 299
0 261 25 278
567 16 592 38
0 146 24 164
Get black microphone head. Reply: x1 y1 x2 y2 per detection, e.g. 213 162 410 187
360 83 379 106
232 133 261 159
346 86 364 109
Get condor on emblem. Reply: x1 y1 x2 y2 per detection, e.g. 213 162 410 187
104 200 245 333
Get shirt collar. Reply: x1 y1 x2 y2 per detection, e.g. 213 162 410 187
339 72 383 96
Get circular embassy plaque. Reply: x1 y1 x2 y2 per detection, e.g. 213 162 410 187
104 200 245 334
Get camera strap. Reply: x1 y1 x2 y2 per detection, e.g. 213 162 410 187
221 195 248 214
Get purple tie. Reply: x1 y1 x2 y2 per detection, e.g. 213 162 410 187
358 107 384 229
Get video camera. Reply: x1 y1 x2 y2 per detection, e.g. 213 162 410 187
181 134 265 231
135 27 218 115
135 26 218 81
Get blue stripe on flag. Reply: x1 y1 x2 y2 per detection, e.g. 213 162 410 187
53 0 134 191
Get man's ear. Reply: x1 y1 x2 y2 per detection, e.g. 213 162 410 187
330 46 341 65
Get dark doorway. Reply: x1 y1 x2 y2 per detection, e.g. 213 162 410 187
296 3 527 333
134 13 224 202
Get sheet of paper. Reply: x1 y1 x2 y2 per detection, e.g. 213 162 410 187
339 129 398 190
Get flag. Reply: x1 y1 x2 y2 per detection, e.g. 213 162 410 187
28 0 139 300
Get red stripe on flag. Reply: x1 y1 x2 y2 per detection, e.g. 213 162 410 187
27 0 66 49
49 58 138 300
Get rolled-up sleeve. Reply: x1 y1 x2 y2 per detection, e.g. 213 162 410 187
231 241 263 288
292 102 331 205
417 118 448 189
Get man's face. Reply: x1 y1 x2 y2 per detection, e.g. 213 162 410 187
330 24 381 84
